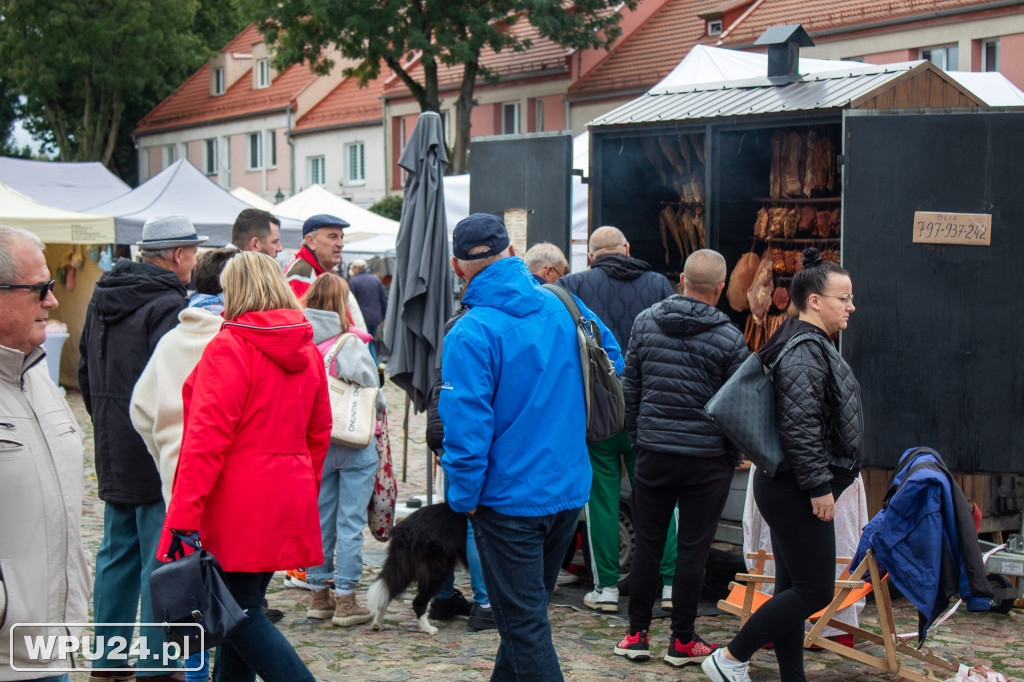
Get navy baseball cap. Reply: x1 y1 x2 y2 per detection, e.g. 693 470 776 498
452 213 510 261
302 213 350 238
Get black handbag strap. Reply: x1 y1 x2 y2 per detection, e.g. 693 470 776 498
767 331 822 375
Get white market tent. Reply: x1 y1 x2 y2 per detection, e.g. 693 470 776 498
230 186 278 212
83 159 302 247
0 181 115 243
0 156 130 211
276 184 400 243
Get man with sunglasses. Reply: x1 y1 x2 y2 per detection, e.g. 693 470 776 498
0 225 91 682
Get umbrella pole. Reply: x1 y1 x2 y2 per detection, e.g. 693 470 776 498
402 394 410 483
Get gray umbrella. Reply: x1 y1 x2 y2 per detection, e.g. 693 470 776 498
383 112 454 413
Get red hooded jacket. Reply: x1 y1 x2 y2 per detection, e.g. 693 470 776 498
162 309 332 572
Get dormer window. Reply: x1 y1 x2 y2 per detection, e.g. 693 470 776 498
707 20 722 36
213 67 225 95
256 59 270 88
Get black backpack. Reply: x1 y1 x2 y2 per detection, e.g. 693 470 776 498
543 284 625 443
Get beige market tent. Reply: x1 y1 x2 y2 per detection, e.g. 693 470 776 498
0 181 115 243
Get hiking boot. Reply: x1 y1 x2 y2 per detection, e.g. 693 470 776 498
613 629 650 661
428 589 472 620
263 598 284 624
307 587 336 619
556 569 580 586
332 591 372 626
583 585 619 612
661 584 672 611
468 602 496 630
701 648 751 682
284 568 313 590
665 633 719 666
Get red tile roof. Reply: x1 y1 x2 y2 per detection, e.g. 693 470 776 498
135 25 319 134
292 73 385 133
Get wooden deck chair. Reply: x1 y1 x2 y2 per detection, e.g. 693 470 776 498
717 549 961 682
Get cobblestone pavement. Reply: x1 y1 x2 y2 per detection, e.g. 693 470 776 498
68 383 1023 681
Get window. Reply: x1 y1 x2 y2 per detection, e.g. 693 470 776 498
247 132 262 171
256 59 270 88
266 130 277 168
502 102 520 135
308 156 325 186
983 39 999 72
162 144 176 166
707 20 722 36
535 99 544 132
213 67 225 95
204 138 217 174
345 142 366 184
920 44 958 71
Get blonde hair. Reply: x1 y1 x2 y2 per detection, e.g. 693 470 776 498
302 272 351 327
220 251 299 320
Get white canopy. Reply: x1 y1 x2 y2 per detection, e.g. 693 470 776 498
0 181 115 244
275 185 400 243
0 156 130 211
83 159 302 247
230 187 278 212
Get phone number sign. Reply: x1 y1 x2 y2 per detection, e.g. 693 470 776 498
913 211 991 246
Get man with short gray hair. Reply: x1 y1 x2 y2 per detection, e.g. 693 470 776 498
79 215 205 681
0 225 91 682
523 242 568 284
613 248 748 666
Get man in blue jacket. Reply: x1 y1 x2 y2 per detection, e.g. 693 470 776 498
439 213 621 681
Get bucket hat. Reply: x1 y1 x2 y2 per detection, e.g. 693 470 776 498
136 215 209 248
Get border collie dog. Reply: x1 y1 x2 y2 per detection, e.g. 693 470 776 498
367 502 469 635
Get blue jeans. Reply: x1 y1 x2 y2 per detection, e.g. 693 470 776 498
472 505 581 681
28 676 69 682
92 501 179 675
213 572 314 682
366 324 379 364
437 473 488 603
307 441 378 591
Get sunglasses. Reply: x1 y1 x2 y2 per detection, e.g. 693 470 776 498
0 280 57 301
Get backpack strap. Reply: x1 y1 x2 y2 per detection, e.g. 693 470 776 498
542 283 593 417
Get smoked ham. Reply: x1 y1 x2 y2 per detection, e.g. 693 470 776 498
746 250 774 324
782 132 805 197
727 253 759 312
641 138 669 186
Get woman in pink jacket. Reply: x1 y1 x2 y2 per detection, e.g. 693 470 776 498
161 252 331 682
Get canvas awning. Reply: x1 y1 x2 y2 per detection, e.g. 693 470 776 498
275 185 400 243
0 156 130 211
0 181 115 244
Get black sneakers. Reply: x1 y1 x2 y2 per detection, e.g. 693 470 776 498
428 589 473 620
468 603 496 630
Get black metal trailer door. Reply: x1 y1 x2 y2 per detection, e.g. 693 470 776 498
842 110 1024 473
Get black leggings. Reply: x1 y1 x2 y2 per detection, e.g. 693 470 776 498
727 469 845 682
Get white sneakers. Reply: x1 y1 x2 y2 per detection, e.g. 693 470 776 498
661 584 672 610
701 648 751 682
556 569 580 586
583 585 619 612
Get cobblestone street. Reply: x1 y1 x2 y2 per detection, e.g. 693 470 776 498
68 382 1023 681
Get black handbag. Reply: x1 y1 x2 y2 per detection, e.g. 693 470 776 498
149 533 248 651
705 332 818 477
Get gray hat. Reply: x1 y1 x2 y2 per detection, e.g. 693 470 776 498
136 215 209 248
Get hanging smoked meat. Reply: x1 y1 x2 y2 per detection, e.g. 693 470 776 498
767 208 786 238
754 208 769 240
799 206 816 233
782 132 805 198
677 134 693 174
690 173 705 203
772 286 791 312
782 208 800 238
746 250 775 325
690 133 706 165
660 136 688 176
770 130 784 198
727 253 759 312
693 207 706 249
658 205 673 264
641 138 669 186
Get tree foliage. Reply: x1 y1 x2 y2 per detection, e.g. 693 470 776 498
369 195 403 221
249 0 637 173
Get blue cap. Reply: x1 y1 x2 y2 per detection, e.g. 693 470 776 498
452 213 510 261
302 213 350 238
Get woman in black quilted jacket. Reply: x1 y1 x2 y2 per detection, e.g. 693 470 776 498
702 248 864 682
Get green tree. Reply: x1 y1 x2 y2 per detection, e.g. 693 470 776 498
249 0 636 174
369 195 403 221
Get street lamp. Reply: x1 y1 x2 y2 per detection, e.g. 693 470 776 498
274 187 285 204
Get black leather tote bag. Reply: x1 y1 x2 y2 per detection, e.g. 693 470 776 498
705 332 818 477
149 533 248 650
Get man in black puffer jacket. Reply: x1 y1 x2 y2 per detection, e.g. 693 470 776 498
614 249 748 667
558 226 676 612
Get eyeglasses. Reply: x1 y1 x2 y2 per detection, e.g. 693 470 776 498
0 280 57 301
820 293 854 307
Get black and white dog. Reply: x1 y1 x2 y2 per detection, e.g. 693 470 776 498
367 502 469 635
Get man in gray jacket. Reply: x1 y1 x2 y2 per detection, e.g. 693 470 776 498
0 225 91 682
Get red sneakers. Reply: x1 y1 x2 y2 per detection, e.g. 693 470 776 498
613 630 651 661
664 634 720 666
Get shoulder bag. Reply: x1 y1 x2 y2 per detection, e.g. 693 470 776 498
705 332 819 477
324 333 379 449
367 411 397 542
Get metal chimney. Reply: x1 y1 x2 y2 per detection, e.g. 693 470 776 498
754 25 815 81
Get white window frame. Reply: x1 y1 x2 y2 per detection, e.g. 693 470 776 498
983 39 999 72
535 99 544 132
707 20 723 36
920 44 958 71
266 130 277 168
162 144 177 166
344 141 366 186
214 67 225 95
502 102 520 135
308 156 326 186
203 138 218 174
256 59 270 88
247 132 263 171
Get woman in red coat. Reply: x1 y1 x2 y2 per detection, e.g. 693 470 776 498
161 251 331 682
